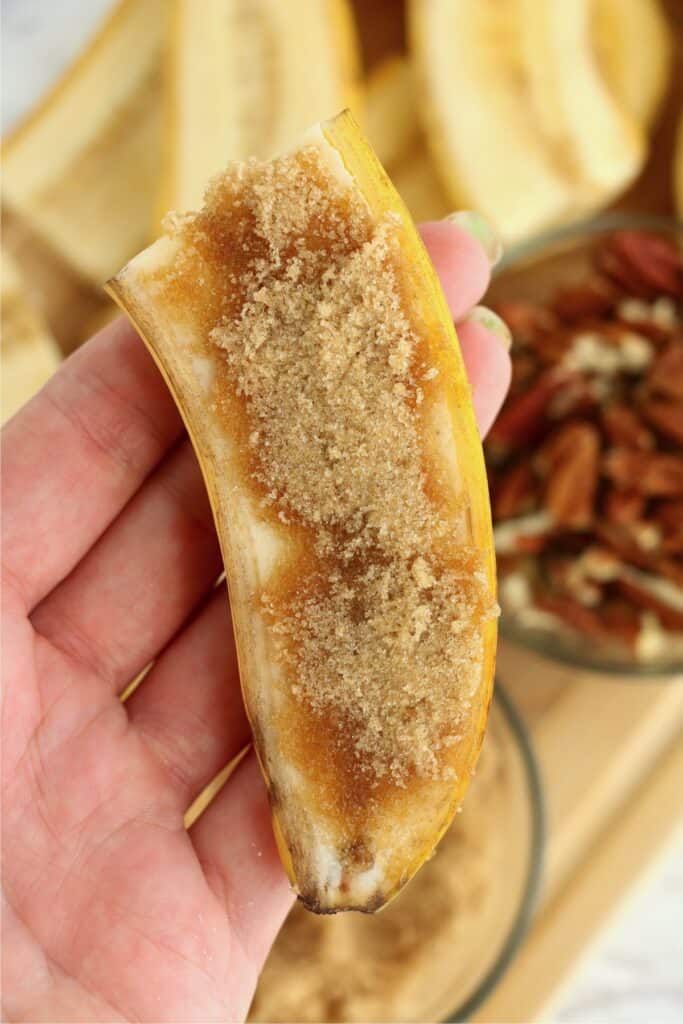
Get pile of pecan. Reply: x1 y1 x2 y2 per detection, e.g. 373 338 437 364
487 230 683 665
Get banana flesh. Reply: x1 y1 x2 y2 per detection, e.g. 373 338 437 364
362 55 448 223
592 0 672 129
410 0 648 241
2 253 61 423
164 0 361 212
518 0 645 196
410 0 580 241
2 205 107 354
108 112 497 913
2 0 164 284
391 149 450 223
364 56 419 171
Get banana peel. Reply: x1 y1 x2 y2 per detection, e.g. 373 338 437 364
592 0 672 129
2 253 61 423
107 112 497 913
2 0 164 284
163 0 362 213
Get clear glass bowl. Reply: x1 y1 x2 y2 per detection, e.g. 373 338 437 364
444 684 544 1022
249 684 545 1024
487 214 683 678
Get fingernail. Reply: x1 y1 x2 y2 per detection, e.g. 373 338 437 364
464 305 512 350
446 211 503 267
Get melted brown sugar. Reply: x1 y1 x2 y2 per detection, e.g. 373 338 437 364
143 146 495 808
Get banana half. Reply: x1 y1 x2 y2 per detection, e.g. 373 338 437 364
2 0 164 284
410 0 646 241
163 0 361 213
108 112 497 913
1 253 61 423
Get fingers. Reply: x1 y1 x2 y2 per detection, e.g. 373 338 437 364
31 438 221 692
419 219 492 319
420 216 511 438
1 318 183 612
126 585 250 809
457 315 512 437
190 753 294 1014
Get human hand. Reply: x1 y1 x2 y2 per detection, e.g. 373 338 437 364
1 218 510 1023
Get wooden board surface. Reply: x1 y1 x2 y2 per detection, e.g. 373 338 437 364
472 641 683 1022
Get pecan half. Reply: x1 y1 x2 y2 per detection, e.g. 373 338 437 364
599 232 683 298
604 488 645 525
487 369 571 456
542 422 600 528
552 278 616 321
493 511 552 554
641 399 683 446
495 300 558 345
603 449 683 497
493 462 537 520
654 501 683 555
536 594 639 647
647 343 683 401
602 404 654 450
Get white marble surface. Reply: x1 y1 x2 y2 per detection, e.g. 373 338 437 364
549 827 683 1023
1 0 114 132
2 3 683 1021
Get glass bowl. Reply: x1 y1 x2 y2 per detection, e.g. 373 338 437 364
487 214 683 677
248 683 545 1024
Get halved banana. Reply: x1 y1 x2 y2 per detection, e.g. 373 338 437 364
108 112 497 913
409 0 579 241
2 253 61 423
163 0 361 212
518 0 645 196
410 0 648 241
592 0 672 129
1 0 164 284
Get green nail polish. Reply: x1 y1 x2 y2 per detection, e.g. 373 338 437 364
446 211 503 267
466 305 512 350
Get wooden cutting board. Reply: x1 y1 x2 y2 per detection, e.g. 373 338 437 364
472 640 683 1023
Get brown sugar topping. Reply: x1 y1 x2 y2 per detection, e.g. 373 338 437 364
160 144 495 786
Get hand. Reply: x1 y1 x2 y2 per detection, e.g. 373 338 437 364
2 220 511 1023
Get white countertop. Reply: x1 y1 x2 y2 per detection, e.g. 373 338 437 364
549 826 683 1023
3 3 682 1021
